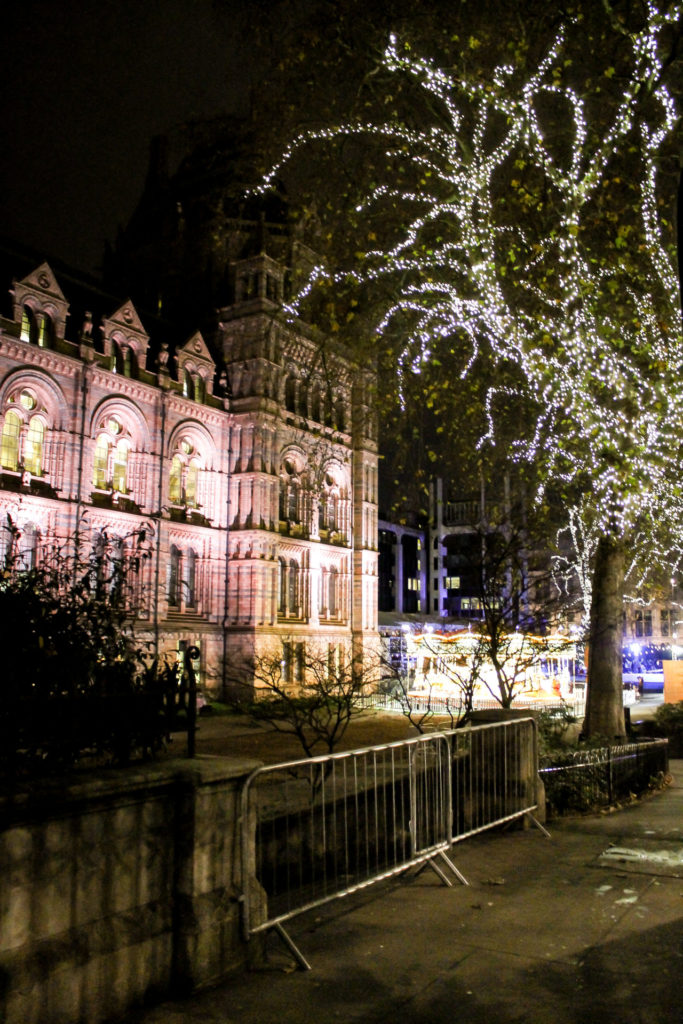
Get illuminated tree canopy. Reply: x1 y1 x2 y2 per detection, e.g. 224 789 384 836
262 0 682 738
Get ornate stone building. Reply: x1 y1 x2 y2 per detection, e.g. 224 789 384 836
0 254 379 696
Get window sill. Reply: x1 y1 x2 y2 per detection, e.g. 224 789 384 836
90 490 141 514
0 471 56 498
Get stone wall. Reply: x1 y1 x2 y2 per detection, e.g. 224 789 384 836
0 756 260 1024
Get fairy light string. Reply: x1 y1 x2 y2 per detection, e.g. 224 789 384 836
260 2 683 583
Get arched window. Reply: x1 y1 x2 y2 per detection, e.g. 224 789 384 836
280 474 300 523
186 460 199 506
185 549 197 606
335 395 346 432
183 370 193 398
278 557 287 614
93 417 131 493
19 523 38 571
24 417 44 476
1 410 21 471
90 531 107 589
169 455 183 504
280 456 302 524
0 391 49 478
37 313 53 349
297 383 308 418
319 490 338 531
279 477 287 520
112 439 129 493
168 545 181 605
109 535 124 598
288 559 299 614
285 373 297 413
319 470 341 532
20 307 53 347
310 382 321 423
93 434 109 489
113 344 137 378
328 566 338 617
287 482 299 522
20 305 33 343
193 375 204 402
113 343 125 375
168 440 201 507
0 520 13 568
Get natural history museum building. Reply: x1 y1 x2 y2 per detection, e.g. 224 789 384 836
0 240 379 696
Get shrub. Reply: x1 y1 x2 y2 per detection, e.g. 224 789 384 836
0 520 176 781
228 642 375 757
652 701 683 755
536 702 579 757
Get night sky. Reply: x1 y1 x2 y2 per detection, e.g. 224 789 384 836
2 0 254 274
3 1 681 303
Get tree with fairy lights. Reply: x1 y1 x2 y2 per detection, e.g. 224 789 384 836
261 2 682 739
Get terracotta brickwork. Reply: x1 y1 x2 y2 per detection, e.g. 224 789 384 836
0 257 379 695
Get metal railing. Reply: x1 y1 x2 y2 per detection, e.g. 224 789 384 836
368 691 586 719
449 718 543 842
539 739 669 817
240 717 544 968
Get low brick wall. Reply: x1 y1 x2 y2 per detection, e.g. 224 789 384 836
0 755 260 1024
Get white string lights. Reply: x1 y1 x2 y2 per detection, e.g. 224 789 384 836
262 3 683 577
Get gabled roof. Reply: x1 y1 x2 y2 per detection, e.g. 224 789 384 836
102 300 148 339
10 262 70 339
13 262 67 303
178 330 214 367
100 300 150 366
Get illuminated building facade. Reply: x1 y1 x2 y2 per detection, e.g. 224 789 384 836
0 256 379 695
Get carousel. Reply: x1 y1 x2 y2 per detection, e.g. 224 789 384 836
403 627 579 708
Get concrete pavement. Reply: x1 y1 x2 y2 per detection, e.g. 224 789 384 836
124 758 683 1024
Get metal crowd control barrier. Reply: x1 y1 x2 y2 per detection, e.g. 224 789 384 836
446 718 548 844
240 717 546 968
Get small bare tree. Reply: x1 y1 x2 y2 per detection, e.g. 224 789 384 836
228 640 377 757
379 632 481 733
451 508 573 708
381 507 573 725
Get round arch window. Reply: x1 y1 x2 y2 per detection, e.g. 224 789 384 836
19 390 36 411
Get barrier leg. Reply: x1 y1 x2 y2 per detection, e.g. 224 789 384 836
525 812 551 838
437 849 469 886
412 850 469 887
272 923 312 971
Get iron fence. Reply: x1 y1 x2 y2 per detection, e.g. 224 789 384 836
240 717 543 967
539 739 669 817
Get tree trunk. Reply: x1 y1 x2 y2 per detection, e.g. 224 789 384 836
583 534 626 741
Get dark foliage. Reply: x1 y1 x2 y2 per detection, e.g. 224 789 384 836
0 519 177 782
539 739 669 817
650 701 683 756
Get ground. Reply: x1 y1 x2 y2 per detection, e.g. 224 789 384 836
167 707 438 763
165 694 665 765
